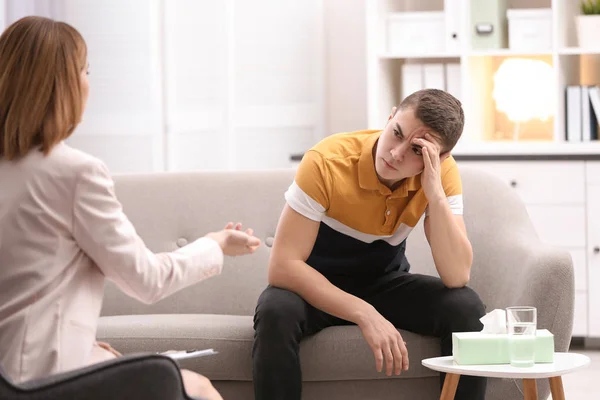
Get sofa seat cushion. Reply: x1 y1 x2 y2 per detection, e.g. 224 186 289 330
97 314 441 382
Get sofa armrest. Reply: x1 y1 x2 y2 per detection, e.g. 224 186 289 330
476 237 574 352
518 242 574 352
11 353 199 400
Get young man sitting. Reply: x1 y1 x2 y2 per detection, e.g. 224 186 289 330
252 89 486 400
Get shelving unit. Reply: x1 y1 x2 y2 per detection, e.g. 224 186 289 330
366 0 600 149
366 0 600 342
560 47 600 56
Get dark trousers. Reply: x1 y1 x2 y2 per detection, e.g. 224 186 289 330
252 271 487 400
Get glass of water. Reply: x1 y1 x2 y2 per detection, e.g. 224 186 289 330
506 306 537 368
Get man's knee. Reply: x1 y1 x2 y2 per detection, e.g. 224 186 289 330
442 286 486 332
254 286 307 335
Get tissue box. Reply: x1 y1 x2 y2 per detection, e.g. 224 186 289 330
452 329 554 365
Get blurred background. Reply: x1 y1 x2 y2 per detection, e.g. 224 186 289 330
1 1 599 397
3 0 599 175
0 0 370 173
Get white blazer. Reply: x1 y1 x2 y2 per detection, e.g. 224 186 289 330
0 142 224 383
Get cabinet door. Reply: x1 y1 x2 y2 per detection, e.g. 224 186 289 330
586 161 600 185
573 292 588 337
587 184 600 337
457 161 585 205
525 205 586 248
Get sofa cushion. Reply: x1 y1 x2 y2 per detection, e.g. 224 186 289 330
97 314 440 382
103 170 293 318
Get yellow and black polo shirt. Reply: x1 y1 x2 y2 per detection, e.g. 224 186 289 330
285 129 463 284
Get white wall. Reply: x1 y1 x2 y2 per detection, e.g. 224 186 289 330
324 0 368 135
1 0 371 168
4 0 326 173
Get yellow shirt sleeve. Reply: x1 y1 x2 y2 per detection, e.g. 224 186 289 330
284 150 333 221
441 156 462 196
439 156 463 214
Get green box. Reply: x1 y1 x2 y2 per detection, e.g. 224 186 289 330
452 329 554 365
470 0 508 49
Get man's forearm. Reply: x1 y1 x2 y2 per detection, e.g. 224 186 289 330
426 198 473 288
268 260 375 325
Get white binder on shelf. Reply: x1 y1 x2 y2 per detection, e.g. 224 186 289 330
566 85 582 143
445 63 462 101
582 86 592 142
401 63 423 100
589 86 600 122
423 64 445 90
588 86 600 140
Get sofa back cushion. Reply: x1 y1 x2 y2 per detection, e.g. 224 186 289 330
101 169 292 316
101 165 533 316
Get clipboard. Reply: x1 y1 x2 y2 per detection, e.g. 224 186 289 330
162 348 218 361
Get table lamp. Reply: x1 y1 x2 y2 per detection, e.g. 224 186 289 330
492 58 554 140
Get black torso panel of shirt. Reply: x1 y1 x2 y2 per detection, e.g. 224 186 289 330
305 222 411 294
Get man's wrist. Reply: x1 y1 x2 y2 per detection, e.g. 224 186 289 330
426 195 449 217
427 191 446 206
351 302 376 326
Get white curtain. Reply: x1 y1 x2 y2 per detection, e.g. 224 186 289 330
1 0 324 174
4 0 55 24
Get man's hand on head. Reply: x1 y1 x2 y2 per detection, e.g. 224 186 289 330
412 132 449 203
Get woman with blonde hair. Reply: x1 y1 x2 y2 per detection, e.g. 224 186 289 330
0 16 260 400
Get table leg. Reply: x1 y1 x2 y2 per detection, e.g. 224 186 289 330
440 373 460 400
549 376 565 400
523 379 538 400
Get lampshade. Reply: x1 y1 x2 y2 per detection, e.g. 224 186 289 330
492 58 555 123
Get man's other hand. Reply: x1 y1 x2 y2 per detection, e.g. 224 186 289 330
357 306 409 376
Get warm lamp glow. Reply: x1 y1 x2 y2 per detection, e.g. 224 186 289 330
492 58 554 139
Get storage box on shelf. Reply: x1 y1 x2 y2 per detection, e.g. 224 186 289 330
469 0 508 50
507 8 553 51
380 0 462 58
386 12 445 55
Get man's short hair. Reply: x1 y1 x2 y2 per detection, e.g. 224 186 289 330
398 89 464 152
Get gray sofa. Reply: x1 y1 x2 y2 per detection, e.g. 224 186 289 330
98 166 574 400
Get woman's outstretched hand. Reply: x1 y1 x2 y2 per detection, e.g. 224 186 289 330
206 222 261 256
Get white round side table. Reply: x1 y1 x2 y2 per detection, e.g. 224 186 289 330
422 352 590 400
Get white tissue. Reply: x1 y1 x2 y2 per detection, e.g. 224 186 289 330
479 309 507 334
